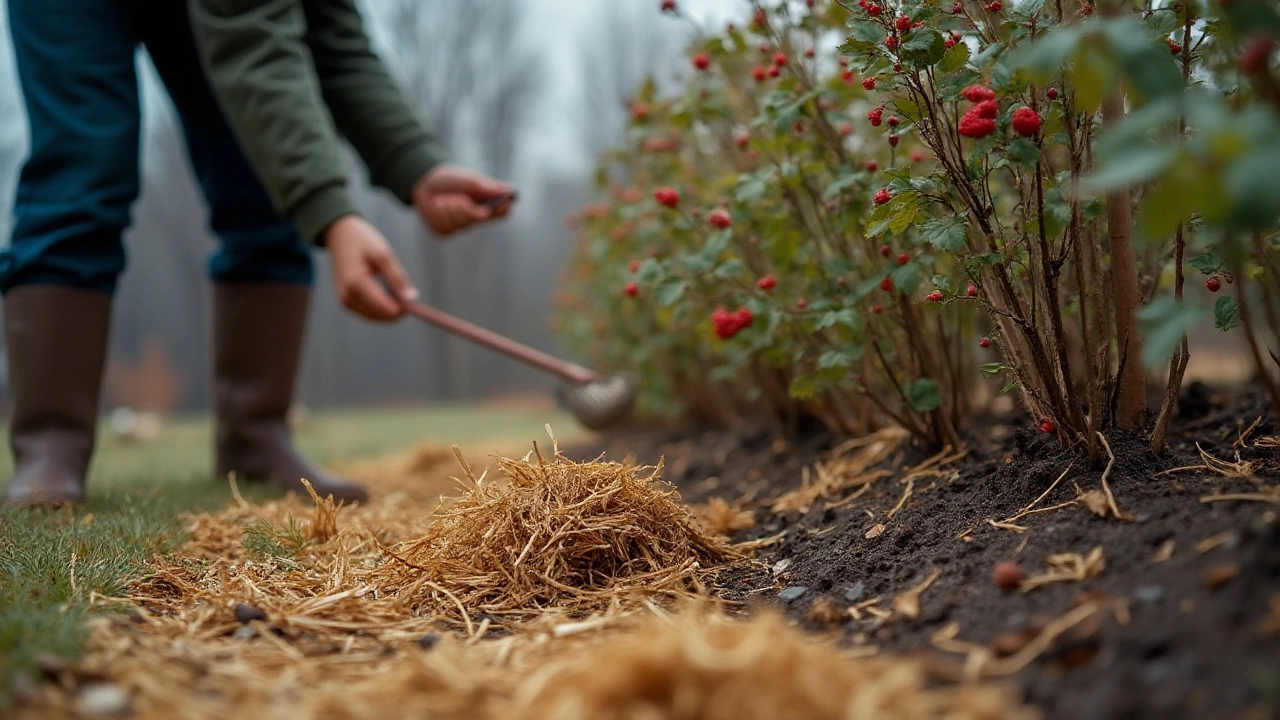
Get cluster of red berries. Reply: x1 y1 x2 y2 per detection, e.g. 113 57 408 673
868 105 884 127
751 51 789 82
757 274 777 291
1011 106 1043 137
707 208 732 229
855 0 884 15
712 306 754 339
958 85 998 138
985 1 1001 12
654 187 679 208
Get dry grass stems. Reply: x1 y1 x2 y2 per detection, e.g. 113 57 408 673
374 445 739 627
1019 547 1106 592
771 427 905 514
694 497 756 537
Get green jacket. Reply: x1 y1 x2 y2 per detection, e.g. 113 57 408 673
189 0 444 243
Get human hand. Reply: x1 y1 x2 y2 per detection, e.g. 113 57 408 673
411 164 515 236
325 215 416 321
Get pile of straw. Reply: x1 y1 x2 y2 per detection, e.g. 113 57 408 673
376 447 739 625
509 608 1038 720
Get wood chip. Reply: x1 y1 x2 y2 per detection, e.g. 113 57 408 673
865 523 885 539
1204 563 1239 589
892 569 941 621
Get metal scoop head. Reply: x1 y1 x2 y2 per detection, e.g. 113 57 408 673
558 374 638 430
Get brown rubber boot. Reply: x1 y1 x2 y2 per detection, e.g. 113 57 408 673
3 286 112 507
213 283 368 503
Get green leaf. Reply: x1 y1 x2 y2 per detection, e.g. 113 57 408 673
849 20 885 46
1136 297 1197 369
789 374 819 400
1214 296 1241 332
655 278 687 308
938 41 970 74
920 214 968 253
930 275 951 291
818 349 859 370
1084 145 1179 192
1188 251 1223 276
1005 137 1041 168
901 28 946 66
1009 26 1081 80
891 263 923 294
905 378 942 412
888 202 920 235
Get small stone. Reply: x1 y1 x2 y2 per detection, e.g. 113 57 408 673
771 558 793 575
1133 585 1165 605
232 625 258 640
75 683 130 716
844 581 866 602
418 632 442 650
234 603 268 624
778 586 808 602
1205 563 1239 589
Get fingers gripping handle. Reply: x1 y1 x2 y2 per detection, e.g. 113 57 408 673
401 301 596 385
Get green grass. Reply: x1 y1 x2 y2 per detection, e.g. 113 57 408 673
0 401 582 704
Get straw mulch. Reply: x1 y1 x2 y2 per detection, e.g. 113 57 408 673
373 446 739 627
11 437 1038 720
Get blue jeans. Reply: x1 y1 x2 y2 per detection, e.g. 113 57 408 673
1 0 313 295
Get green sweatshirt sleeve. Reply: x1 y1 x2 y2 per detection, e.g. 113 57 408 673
302 0 445 204
188 0 444 243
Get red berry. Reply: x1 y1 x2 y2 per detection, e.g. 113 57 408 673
757 274 777 291
629 259 641 273
926 290 944 302
1169 40 1182 55
863 77 877 90
865 159 879 171
768 65 781 78
661 0 676 12
893 62 902 72
979 337 991 348
624 280 639 297
1047 87 1059 100
967 284 978 297
1225 273 1235 284
654 187 680 208
888 132 900 147
872 304 884 314
752 65 768 82
952 1 962 12
804 47 816 59
736 134 749 148
753 7 767 26
910 149 924 163
896 15 912 32
958 112 996 139
693 52 711 70
961 85 996 103
842 71 856 85
1011 107 1042 137
985 1 1001 11
945 39 956 48
1039 419 1056 434
1081 4 1093 15
896 252 910 265
994 561 1023 590
1207 276 1222 292
874 188 892 205
839 57 849 67
1240 37 1276 75
793 120 805 135
952 30 963 40
867 3 883 15
973 99 999 120
885 36 900 51
887 115 899 127
867 106 884 127
736 307 754 328
707 209 732 229
796 298 808 309
711 308 739 339
879 276 894 292
630 103 649 122
880 244 892 258
774 52 788 67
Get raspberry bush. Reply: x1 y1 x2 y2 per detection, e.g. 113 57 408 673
558 0 1280 451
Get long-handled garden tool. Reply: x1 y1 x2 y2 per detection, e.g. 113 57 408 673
401 300 637 430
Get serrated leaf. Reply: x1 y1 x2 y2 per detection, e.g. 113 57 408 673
888 202 920 235
920 214 969 253
1188 251 1223 275
891 263 923 294
654 278 687 308
901 29 946 66
905 378 942 412
1006 137 1041 168
939 39 971 74
1214 296 1241 332
930 275 951 291
849 20 885 45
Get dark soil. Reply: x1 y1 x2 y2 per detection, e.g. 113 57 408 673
571 385 1280 720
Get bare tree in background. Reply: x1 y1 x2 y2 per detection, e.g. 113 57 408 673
579 1 687 158
376 0 541 398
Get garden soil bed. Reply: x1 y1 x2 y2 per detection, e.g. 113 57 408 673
571 383 1280 720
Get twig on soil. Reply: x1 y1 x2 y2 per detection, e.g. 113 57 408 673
1196 531 1236 554
1235 416 1264 448
886 479 915 521
1151 539 1176 563
1095 433 1133 521
987 519 1028 533
733 530 787 551
931 600 1104 680
1020 547 1106 592
1155 443 1255 478
1200 491 1280 507
990 461 1078 532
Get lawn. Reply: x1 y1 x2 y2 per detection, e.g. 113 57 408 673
0 400 582 703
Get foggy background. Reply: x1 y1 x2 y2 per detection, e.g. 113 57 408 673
0 0 736 414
